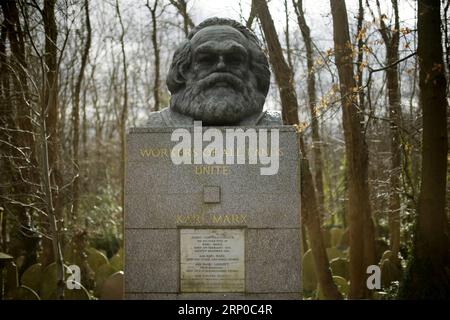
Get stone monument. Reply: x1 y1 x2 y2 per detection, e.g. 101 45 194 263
125 18 302 299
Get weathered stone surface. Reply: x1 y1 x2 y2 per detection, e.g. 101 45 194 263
125 229 178 293
246 229 301 293
125 192 300 229
125 127 301 299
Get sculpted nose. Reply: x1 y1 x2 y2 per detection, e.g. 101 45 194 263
216 55 226 70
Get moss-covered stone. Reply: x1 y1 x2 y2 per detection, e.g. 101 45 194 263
11 285 40 300
20 263 42 293
39 263 70 300
86 247 109 272
95 263 117 296
110 252 123 271
326 247 345 261
100 271 123 300
380 258 402 288
330 257 349 280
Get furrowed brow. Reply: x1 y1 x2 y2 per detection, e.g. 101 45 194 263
195 45 215 54
194 43 248 56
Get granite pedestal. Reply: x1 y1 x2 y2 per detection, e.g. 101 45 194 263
124 126 302 299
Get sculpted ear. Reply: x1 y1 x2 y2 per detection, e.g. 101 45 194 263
250 48 271 97
166 41 192 94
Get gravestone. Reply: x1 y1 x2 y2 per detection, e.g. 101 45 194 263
124 126 302 299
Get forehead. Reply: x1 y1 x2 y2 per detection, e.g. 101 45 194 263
190 25 249 49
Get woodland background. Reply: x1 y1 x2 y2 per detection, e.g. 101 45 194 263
0 0 448 299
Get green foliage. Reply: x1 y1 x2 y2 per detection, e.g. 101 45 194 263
79 186 122 258
379 281 400 300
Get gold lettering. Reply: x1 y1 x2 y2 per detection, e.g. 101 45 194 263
139 148 152 157
139 148 169 158
180 214 248 224
211 215 223 224
175 214 204 224
193 165 231 175
176 215 186 224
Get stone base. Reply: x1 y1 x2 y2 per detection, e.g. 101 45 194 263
125 126 302 299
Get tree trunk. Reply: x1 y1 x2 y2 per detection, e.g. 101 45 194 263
255 0 342 299
356 0 365 112
1 0 40 272
399 0 450 299
0 20 11 254
72 0 91 220
42 0 65 299
293 0 325 217
147 0 160 112
299 137 343 299
254 0 298 125
368 0 402 263
329 0 374 299
115 0 128 224
384 0 402 263
284 0 294 71
169 0 194 36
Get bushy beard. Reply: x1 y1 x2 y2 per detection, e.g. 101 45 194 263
170 72 265 125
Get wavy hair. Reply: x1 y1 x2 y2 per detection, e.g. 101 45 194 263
166 17 270 97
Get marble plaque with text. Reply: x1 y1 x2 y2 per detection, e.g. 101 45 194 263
180 229 245 292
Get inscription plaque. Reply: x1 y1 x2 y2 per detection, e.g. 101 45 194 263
180 229 245 292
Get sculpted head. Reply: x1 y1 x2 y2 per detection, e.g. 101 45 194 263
166 18 271 125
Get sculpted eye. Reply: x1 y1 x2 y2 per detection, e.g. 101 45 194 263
226 53 244 65
197 54 215 65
